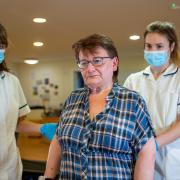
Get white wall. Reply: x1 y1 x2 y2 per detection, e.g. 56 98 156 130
9 59 77 109
8 55 147 108
118 54 147 84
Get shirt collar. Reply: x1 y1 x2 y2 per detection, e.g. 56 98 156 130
143 63 178 77
0 71 5 79
106 83 118 101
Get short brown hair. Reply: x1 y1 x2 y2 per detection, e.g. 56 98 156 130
72 34 119 82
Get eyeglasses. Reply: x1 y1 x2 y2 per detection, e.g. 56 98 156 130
77 57 113 69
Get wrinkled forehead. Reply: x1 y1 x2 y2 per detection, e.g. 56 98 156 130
79 46 108 58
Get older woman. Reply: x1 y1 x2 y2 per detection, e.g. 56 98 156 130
42 34 156 180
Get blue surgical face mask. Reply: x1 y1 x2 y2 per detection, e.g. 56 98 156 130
0 49 5 63
144 50 169 67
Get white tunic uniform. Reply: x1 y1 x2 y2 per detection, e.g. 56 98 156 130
0 71 30 180
124 64 180 180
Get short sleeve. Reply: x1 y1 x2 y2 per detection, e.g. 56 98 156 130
123 74 133 89
16 78 30 117
56 98 69 137
56 117 63 137
132 95 155 155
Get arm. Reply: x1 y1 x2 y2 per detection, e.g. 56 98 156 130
156 114 180 148
134 138 156 180
44 135 61 178
16 116 57 140
16 116 41 134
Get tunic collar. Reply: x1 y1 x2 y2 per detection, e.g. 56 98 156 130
143 63 178 77
0 71 5 79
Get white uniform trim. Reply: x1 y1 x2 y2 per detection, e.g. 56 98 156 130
124 63 180 180
0 71 30 180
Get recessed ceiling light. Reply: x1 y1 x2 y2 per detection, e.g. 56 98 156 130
171 3 180 9
33 18 47 23
24 59 39 65
33 42 44 47
129 35 140 40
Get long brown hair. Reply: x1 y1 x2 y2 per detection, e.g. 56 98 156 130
0 23 9 72
144 21 180 65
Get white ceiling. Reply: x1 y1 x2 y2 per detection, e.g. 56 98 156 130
0 0 179 64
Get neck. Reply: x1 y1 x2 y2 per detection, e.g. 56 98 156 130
151 63 170 75
150 63 171 80
89 83 113 95
90 87 102 94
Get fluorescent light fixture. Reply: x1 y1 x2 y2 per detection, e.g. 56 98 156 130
129 35 140 40
24 59 39 65
33 18 47 23
33 42 44 47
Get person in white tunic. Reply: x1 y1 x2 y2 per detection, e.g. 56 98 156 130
0 23 57 180
124 21 180 180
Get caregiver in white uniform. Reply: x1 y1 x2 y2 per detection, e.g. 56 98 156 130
124 21 180 180
0 23 57 180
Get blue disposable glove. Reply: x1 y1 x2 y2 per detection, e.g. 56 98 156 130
40 123 57 141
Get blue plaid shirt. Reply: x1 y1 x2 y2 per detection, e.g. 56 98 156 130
56 83 155 180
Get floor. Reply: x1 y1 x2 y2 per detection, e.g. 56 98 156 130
22 172 43 180
22 172 59 180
